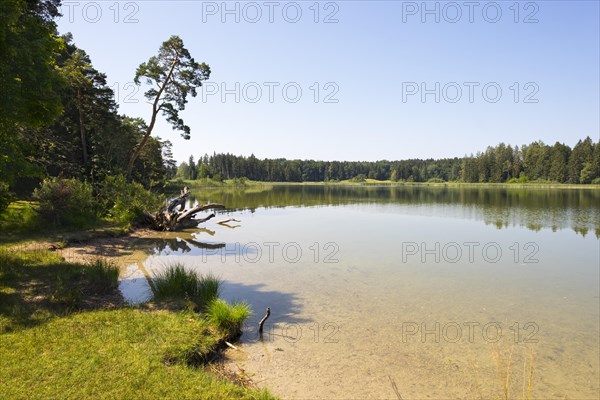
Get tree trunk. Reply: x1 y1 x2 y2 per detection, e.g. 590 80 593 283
143 187 225 231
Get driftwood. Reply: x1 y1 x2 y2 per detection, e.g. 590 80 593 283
144 187 226 231
259 307 271 335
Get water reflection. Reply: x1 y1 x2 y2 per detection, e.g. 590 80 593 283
152 236 225 255
179 185 600 238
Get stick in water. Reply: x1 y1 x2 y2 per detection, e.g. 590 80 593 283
259 307 271 334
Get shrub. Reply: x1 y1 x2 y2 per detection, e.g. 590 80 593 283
350 174 366 183
206 299 252 341
33 178 98 227
508 175 529 184
99 175 163 225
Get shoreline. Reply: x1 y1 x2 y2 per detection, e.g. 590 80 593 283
1 227 273 398
176 179 600 190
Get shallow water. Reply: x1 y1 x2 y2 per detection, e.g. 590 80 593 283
121 185 600 399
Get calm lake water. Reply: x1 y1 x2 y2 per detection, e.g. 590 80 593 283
120 185 600 399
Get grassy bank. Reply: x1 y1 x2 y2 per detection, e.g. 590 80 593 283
0 201 129 246
0 248 274 399
0 309 272 399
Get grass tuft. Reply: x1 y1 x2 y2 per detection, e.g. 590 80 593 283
206 298 252 341
153 263 199 299
85 258 120 294
152 263 221 309
195 273 222 310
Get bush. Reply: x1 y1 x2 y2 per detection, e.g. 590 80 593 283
152 263 221 309
350 174 366 183
99 175 163 225
206 299 252 341
33 178 98 227
508 174 529 184
0 182 13 214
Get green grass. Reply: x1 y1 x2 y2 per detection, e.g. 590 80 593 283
85 259 120 294
206 299 253 341
0 249 276 399
0 309 274 399
195 273 222 310
0 250 121 331
0 200 41 234
0 200 130 247
150 263 253 340
152 264 200 299
152 264 222 310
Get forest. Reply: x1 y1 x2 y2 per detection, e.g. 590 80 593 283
0 1 177 191
1 0 599 226
178 137 600 184
0 0 199 224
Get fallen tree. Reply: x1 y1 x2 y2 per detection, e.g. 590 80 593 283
143 187 225 231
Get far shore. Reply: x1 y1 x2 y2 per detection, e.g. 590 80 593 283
173 178 600 190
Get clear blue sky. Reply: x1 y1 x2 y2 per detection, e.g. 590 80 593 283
56 1 599 163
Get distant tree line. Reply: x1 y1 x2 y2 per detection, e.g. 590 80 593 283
177 137 600 184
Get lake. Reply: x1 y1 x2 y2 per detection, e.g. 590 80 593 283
120 185 600 399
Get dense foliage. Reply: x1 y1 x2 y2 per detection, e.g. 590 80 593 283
30 175 163 228
177 137 599 184
0 0 64 190
98 175 165 225
33 177 97 227
0 0 177 200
